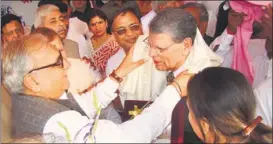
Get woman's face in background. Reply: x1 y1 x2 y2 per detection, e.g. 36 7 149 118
89 16 108 37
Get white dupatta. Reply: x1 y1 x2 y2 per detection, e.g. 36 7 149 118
118 28 223 102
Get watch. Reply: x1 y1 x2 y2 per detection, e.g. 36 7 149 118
110 70 123 83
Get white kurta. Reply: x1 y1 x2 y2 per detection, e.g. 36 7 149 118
255 59 272 127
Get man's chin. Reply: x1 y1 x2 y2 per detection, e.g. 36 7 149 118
155 65 167 71
59 33 67 40
64 81 70 90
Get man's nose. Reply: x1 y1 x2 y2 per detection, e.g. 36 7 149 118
59 20 65 27
12 32 19 40
149 47 157 57
125 28 134 37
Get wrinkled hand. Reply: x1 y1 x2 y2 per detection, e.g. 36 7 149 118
260 4 272 40
115 45 146 78
172 71 195 97
81 56 96 70
227 9 246 34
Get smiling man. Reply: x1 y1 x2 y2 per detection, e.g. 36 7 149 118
34 4 80 59
106 8 167 117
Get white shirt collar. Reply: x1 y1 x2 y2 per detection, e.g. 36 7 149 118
173 65 186 77
59 92 68 100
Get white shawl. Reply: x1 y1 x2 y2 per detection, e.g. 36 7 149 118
119 34 167 102
183 28 223 73
119 29 223 101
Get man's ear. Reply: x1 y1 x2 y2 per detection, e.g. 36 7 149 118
23 74 41 93
182 37 193 56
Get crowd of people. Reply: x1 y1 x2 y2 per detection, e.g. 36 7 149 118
1 0 272 143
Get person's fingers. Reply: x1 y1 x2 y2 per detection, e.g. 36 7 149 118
131 59 146 69
127 45 136 57
126 59 146 73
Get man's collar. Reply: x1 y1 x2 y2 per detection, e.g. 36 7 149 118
173 65 186 77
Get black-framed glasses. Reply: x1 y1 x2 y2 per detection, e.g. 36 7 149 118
143 37 176 54
27 51 64 74
113 24 141 36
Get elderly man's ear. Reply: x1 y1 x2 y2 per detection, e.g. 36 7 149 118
182 37 193 56
23 74 41 93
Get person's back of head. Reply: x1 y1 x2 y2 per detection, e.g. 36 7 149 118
180 2 208 36
187 67 272 143
151 1 182 13
31 27 59 42
2 34 49 95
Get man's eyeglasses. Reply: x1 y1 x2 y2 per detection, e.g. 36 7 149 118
143 37 176 54
113 24 141 36
27 51 64 74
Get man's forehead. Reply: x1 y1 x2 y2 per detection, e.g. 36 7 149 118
31 43 58 63
45 10 62 19
3 20 22 30
113 12 140 28
148 33 174 46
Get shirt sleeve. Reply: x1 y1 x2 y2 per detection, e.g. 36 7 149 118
254 79 272 127
72 77 119 118
95 85 181 143
209 28 234 68
43 85 181 143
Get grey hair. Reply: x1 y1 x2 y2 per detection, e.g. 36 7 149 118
151 1 169 11
2 34 48 94
180 2 209 22
149 8 197 43
34 4 60 28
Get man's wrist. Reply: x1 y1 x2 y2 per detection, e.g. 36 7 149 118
110 70 123 83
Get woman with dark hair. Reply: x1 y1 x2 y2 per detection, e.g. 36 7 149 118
185 67 272 143
84 8 120 77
